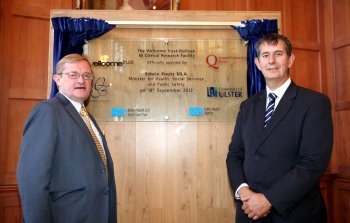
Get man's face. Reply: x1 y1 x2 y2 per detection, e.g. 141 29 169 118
255 40 295 84
53 60 92 104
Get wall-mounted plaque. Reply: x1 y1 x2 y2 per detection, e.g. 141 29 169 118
85 33 247 122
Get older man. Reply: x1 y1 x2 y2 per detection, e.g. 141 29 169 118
17 54 117 223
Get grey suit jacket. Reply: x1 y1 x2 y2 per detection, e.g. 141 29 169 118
227 82 333 223
17 93 117 223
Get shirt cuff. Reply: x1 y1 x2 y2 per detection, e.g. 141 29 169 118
235 183 249 200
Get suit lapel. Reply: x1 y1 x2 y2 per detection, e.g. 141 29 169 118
55 93 99 150
56 93 110 181
253 91 267 134
256 83 298 149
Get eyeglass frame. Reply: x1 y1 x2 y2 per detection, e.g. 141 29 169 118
58 71 94 80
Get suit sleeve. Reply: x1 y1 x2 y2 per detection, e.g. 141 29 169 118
17 102 57 223
264 94 333 217
226 102 247 195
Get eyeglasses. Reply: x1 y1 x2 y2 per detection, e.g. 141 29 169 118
59 72 94 80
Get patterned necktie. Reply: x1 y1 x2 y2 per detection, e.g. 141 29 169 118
80 106 108 178
264 93 277 128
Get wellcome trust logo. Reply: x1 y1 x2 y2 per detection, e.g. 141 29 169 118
92 60 123 66
207 86 243 98
92 60 134 67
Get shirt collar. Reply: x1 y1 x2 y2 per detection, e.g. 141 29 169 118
266 77 291 99
59 92 84 112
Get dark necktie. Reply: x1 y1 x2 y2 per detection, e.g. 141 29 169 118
264 93 277 128
80 106 108 178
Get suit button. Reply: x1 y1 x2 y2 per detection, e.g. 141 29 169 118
104 187 110 195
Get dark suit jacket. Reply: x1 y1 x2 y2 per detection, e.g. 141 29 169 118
226 82 333 223
17 93 117 223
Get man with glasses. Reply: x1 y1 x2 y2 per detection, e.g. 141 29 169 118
17 54 117 223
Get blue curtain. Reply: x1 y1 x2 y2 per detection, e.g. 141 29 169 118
50 17 116 98
232 19 278 97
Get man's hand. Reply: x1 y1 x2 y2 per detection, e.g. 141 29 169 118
238 187 272 220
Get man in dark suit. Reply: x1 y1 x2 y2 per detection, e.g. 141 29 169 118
17 54 117 223
226 33 333 223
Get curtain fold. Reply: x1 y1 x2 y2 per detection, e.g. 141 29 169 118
232 19 278 97
50 17 116 98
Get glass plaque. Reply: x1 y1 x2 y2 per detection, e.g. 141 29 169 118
85 37 247 122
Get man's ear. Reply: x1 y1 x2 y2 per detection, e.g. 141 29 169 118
53 74 61 88
288 53 295 68
254 57 262 71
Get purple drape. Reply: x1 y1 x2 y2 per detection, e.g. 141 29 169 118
232 19 278 97
50 17 116 98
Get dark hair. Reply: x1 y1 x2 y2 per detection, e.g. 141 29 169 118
255 33 293 57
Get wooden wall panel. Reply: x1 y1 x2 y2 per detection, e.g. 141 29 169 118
0 186 22 223
100 121 235 223
332 175 350 223
11 0 72 19
334 45 350 102
0 2 5 86
289 0 320 43
179 0 217 10
251 0 285 10
161 0 252 11
332 0 350 40
0 0 9 190
334 110 350 173
8 16 49 92
291 49 321 91
321 173 333 223
196 122 234 209
215 1 250 11
330 0 350 175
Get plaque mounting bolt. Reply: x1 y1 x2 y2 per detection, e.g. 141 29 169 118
164 115 169 120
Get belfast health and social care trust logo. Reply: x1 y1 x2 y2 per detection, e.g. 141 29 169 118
207 86 243 98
